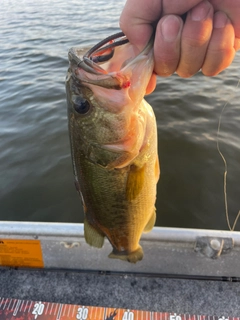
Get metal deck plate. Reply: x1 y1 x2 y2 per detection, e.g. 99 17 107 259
1 221 240 277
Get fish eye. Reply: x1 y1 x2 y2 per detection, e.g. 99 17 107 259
73 96 92 115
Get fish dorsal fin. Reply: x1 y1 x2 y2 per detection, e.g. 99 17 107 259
126 164 146 201
84 219 105 248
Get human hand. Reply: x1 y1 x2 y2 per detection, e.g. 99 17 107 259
120 0 238 93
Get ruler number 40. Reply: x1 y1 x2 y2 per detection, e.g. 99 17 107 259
122 310 134 320
76 307 88 320
32 302 45 319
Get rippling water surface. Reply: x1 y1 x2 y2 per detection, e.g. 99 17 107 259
1 0 240 230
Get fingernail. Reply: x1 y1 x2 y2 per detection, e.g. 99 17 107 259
213 11 228 28
161 15 181 42
191 1 211 21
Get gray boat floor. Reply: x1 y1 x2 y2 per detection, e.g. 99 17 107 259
0 268 240 317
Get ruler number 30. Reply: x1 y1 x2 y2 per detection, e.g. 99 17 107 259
76 307 88 320
32 302 45 319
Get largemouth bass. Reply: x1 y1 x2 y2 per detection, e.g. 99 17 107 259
66 32 159 263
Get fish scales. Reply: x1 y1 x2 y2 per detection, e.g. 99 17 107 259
66 32 159 263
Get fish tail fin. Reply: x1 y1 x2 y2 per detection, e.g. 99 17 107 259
108 246 143 263
84 219 105 248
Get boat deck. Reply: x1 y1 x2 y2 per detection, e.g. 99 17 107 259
0 268 239 317
1 222 240 317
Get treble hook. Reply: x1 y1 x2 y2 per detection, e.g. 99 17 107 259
68 32 129 75
84 31 129 63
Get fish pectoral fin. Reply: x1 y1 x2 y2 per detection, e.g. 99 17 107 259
105 151 139 170
108 246 143 263
84 219 105 248
155 155 160 183
126 164 146 201
103 141 140 169
143 208 156 233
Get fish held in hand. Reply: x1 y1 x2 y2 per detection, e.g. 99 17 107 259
66 32 160 263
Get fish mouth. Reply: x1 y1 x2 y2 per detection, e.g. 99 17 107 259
68 32 154 90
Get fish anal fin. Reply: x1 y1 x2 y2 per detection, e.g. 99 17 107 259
126 164 146 201
108 246 143 263
84 219 104 248
144 208 156 233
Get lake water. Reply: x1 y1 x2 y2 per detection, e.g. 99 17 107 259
1 0 240 230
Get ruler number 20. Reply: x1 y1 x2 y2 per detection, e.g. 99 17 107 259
32 302 45 319
76 307 88 320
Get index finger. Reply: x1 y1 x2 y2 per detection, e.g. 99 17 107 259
120 0 203 49
119 0 162 50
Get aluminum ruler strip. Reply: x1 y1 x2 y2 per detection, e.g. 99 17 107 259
0 298 235 320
